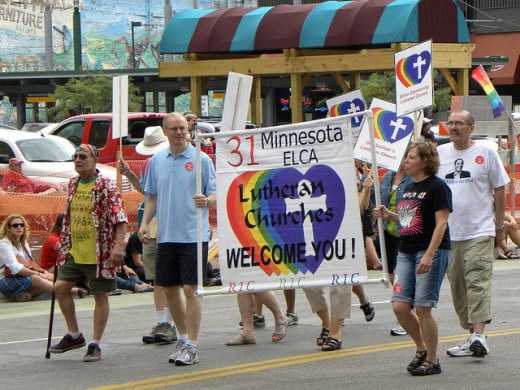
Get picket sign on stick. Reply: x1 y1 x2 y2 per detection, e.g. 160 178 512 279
353 99 417 287
413 111 419 142
112 75 128 191
220 72 253 132
366 110 391 286
196 130 203 294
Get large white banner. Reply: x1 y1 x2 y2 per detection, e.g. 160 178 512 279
215 116 367 292
395 40 433 116
353 98 415 172
326 90 367 145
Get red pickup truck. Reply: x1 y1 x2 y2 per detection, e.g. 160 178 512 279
46 113 167 163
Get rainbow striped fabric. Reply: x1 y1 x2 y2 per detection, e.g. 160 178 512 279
471 65 506 118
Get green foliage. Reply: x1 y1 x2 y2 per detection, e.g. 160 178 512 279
433 86 452 112
360 72 396 106
47 76 144 121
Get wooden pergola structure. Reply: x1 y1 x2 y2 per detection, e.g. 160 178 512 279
159 42 474 125
158 1 474 125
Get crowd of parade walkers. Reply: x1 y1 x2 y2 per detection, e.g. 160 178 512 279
0 110 515 376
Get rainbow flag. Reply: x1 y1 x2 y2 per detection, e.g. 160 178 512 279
471 65 506 118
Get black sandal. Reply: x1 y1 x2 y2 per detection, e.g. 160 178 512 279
407 350 427 372
410 359 442 376
321 336 342 351
316 328 330 347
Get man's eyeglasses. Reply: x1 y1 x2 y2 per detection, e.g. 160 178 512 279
10 223 25 228
72 153 89 160
446 120 470 127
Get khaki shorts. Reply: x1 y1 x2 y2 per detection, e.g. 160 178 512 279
58 254 116 295
304 285 352 319
142 238 157 281
448 237 494 329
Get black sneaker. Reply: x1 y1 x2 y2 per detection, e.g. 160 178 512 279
143 323 161 344
83 343 101 362
360 299 375 322
239 313 266 328
49 333 86 353
155 323 178 343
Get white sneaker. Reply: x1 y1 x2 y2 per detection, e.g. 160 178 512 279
390 324 407 336
168 340 185 363
470 332 489 357
447 336 472 357
175 344 199 365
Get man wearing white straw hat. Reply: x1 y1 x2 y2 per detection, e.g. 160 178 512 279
118 126 176 344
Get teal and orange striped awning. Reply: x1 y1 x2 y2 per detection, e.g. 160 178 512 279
160 0 469 54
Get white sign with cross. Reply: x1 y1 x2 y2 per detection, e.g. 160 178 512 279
395 40 433 116
326 89 367 145
353 98 416 172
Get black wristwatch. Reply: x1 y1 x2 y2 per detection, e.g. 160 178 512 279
496 225 505 231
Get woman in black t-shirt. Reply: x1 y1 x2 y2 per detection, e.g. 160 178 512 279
375 142 452 376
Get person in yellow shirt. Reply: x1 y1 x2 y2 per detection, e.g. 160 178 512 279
49 144 127 363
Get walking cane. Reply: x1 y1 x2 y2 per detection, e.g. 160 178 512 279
45 255 58 359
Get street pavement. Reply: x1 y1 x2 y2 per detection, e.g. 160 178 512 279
2 260 520 390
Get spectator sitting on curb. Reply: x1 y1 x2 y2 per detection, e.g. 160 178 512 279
1 158 60 195
496 213 520 260
123 231 146 282
117 264 154 293
0 214 86 302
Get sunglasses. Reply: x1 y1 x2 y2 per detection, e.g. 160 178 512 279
10 223 25 228
72 153 89 160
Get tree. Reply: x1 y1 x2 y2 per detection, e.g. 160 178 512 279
360 72 396 105
47 76 144 121
360 71 452 113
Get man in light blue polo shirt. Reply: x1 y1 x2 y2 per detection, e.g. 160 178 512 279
139 112 216 366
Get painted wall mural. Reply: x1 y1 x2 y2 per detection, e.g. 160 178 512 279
0 0 242 73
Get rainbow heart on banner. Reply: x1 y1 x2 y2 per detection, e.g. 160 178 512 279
226 165 345 276
396 50 431 87
372 107 414 143
329 98 366 127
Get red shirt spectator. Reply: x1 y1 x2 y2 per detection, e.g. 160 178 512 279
40 213 65 272
1 158 56 194
40 232 61 271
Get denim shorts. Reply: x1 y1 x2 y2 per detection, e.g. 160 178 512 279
0 276 32 295
391 249 450 308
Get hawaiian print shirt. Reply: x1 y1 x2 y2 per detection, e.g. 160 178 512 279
58 171 128 279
